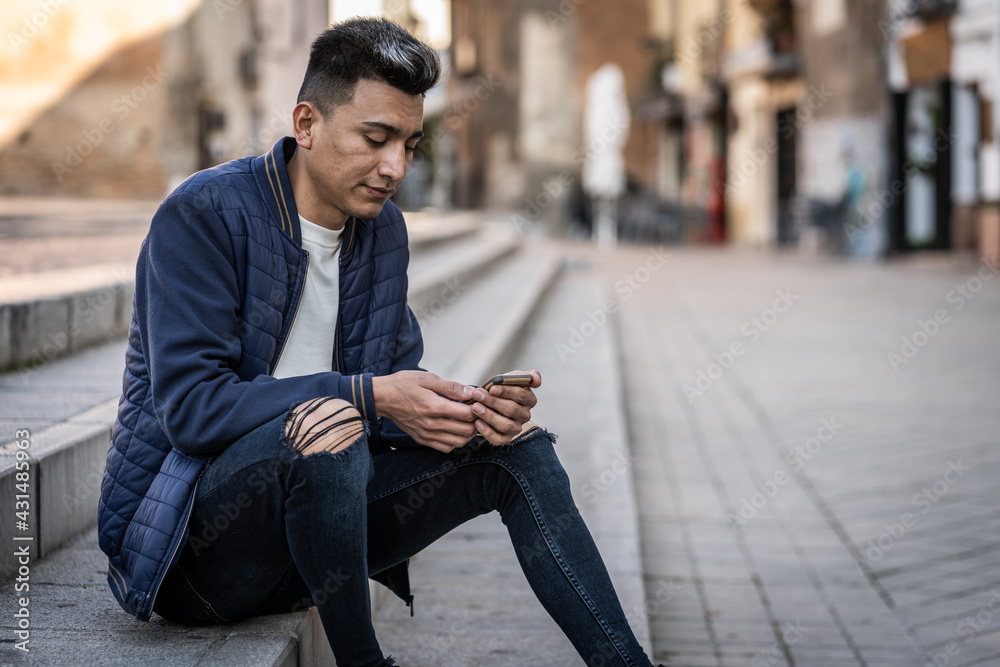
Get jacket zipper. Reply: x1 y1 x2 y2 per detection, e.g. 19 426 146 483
331 248 342 372
332 218 354 373
149 478 199 613
270 249 309 374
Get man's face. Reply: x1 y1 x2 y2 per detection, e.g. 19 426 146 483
299 78 424 225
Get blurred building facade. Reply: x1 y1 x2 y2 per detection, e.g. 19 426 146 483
884 0 1000 262
444 0 999 260
2 0 997 262
0 0 326 199
445 0 660 237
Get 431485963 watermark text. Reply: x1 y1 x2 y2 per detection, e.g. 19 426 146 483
10 429 33 653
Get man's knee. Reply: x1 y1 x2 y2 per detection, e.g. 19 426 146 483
285 397 364 456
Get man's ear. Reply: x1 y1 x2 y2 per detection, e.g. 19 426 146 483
292 102 320 149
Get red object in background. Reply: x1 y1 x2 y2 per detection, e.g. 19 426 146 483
706 155 726 242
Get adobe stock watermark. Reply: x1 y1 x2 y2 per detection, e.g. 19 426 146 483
545 0 585 28
518 510 578 568
555 247 671 361
682 288 799 402
845 128 958 243
51 65 170 182
888 257 998 373
727 417 842 531
627 577 682 627
510 115 629 235
413 276 468 325
392 448 475 524
579 449 637 504
186 458 294 556
675 8 732 66
234 106 295 157
213 0 245 18
6 0 74 53
750 620 809 667
878 0 943 40
419 73 503 159
857 460 969 567
424 610 471 657
290 568 352 612
920 588 1000 667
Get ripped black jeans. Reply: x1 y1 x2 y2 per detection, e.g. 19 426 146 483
153 400 652 667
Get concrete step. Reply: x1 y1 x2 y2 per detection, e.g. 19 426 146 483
0 225 567 665
406 223 520 322
418 242 561 385
0 211 484 374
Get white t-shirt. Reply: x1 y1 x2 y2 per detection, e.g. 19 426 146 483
271 215 344 379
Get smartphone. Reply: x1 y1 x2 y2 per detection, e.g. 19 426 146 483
465 373 534 403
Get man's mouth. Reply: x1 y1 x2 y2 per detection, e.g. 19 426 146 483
363 185 394 199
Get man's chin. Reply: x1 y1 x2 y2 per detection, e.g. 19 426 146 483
346 202 390 221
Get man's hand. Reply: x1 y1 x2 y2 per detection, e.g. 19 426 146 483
467 369 542 447
372 371 479 452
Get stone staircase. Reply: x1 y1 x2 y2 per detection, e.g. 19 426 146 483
0 211 649 665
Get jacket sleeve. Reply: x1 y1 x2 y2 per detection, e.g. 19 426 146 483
375 289 428 449
136 191 376 456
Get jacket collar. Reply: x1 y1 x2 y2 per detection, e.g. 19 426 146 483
252 137 302 243
253 136 357 253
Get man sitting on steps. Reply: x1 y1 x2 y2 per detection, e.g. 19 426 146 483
98 17 655 667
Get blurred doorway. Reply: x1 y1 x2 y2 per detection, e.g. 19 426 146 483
775 107 798 247
891 79 953 251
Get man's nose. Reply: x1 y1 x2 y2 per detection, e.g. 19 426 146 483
377 145 407 182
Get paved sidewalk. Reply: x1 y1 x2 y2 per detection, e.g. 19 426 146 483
590 246 1000 666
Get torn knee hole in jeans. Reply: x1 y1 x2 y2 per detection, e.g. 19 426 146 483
285 397 364 456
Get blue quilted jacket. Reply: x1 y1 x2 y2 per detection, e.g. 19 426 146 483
98 137 423 622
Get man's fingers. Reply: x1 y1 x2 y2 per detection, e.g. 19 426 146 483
488 385 537 408
473 419 504 447
471 403 519 439
409 415 477 443
421 375 476 403
475 386 536 417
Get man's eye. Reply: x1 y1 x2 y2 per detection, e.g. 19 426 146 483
366 137 386 147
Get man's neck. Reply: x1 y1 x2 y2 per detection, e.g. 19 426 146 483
286 149 349 231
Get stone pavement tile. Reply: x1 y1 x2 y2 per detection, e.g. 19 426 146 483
650 613 713 636
883 560 1000 598
708 616 777 649
640 546 697 581
904 596 1000 632
894 573 1000 611
876 547 1000 589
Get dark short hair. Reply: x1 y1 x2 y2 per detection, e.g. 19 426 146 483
297 17 441 116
